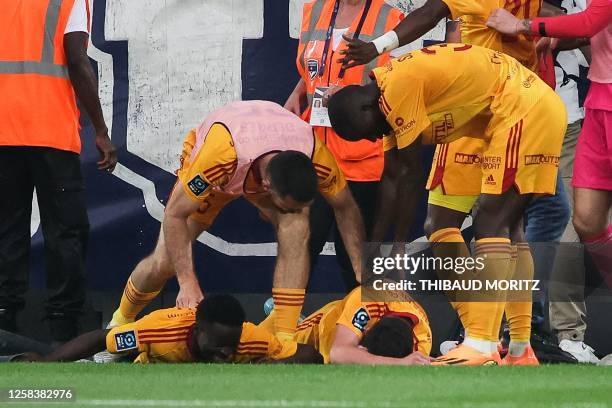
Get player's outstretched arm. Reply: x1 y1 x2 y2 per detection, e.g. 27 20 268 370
13 330 110 362
163 187 204 308
324 187 366 283
329 325 430 365
338 0 451 69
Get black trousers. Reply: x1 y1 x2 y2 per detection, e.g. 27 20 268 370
309 181 379 291
0 147 88 318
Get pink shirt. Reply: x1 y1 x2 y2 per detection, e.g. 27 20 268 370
531 0 612 83
193 100 315 195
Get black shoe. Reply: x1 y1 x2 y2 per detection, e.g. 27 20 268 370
46 313 79 343
530 331 578 364
0 309 18 333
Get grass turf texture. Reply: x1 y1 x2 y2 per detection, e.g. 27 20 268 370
1 364 611 407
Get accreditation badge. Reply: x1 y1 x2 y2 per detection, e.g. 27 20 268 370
309 87 332 127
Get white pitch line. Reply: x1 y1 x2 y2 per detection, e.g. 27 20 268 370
75 399 378 407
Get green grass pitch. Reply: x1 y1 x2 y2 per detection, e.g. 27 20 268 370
1 363 611 407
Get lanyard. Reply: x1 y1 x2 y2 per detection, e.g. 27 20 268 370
318 0 373 79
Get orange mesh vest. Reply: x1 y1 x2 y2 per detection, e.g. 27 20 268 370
297 0 403 181
0 0 82 153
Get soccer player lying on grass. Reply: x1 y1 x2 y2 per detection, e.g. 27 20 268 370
288 286 433 365
10 295 322 364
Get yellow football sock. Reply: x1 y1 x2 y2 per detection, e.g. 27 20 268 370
467 238 512 341
505 243 534 343
272 288 305 342
429 228 472 327
257 311 276 333
111 277 160 326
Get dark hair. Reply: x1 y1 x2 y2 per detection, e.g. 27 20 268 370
267 150 317 203
196 294 245 327
327 85 365 142
359 316 414 358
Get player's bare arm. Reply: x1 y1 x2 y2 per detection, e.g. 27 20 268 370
338 0 451 69
329 325 430 365
163 186 205 308
12 330 110 362
371 143 424 247
324 187 366 283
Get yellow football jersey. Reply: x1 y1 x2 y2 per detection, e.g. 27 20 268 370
106 307 296 364
374 44 548 151
442 0 541 70
442 0 542 70
295 287 432 363
177 124 347 203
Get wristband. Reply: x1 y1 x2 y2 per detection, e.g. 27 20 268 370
372 30 400 54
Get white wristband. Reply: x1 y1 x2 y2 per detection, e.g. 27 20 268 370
372 30 400 55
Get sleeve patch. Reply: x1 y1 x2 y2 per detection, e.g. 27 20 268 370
351 307 371 332
187 175 210 196
114 330 138 352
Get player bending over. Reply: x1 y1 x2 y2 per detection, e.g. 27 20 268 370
109 100 366 344
341 0 545 367
287 286 432 365
328 44 566 365
10 295 322 364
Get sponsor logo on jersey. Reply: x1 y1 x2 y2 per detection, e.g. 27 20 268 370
523 74 536 88
352 307 371 332
482 156 502 170
187 175 210 196
393 118 416 136
454 153 481 165
524 154 560 166
432 114 455 143
115 330 138 352
307 59 319 80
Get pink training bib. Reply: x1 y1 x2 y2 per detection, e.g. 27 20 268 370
192 100 315 195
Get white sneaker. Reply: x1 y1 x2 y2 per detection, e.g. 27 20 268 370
439 340 460 355
559 339 600 364
91 320 124 363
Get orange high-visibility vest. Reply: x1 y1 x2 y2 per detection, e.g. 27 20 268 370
0 0 82 153
297 0 403 181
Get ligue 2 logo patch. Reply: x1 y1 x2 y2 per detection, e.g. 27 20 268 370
352 307 371 332
188 175 211 196
114 330 138 352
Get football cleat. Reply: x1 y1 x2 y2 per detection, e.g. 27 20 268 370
501 345 539 366
433 344 501 366
439 340 460 355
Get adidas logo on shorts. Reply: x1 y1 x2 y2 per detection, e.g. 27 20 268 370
484 175 496 185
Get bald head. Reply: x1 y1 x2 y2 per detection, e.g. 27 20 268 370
327 82 390 142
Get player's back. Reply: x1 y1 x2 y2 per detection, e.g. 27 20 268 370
376 44 545 144
448 0 541 69
106 307 196 363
